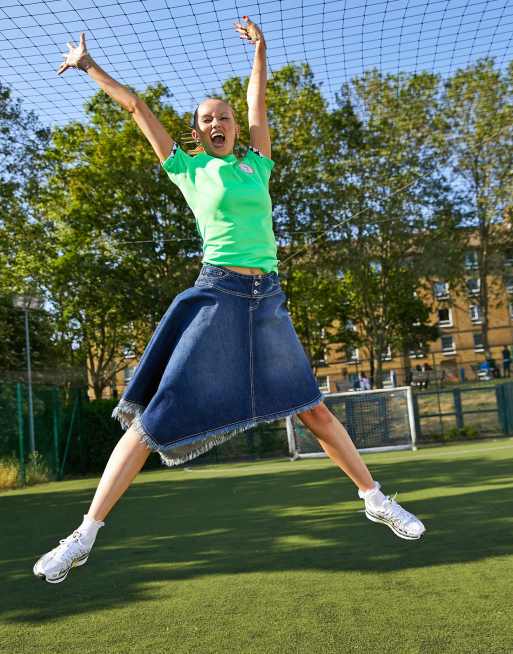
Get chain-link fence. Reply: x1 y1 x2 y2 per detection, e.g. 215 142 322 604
3 376 512 487
0 382 87 484
0 382 289 485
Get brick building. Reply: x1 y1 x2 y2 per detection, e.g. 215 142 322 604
316 247 513 393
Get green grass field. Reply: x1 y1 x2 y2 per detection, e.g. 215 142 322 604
1 440 513 654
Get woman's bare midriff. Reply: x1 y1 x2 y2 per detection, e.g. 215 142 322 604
223 265 266 276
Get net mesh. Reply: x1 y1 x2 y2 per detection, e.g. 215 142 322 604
1 0 513 125
291 388 413 454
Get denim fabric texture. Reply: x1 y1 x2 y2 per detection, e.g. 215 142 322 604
112 264 324 466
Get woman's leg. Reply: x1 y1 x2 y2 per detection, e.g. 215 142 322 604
297 402 375 492
34 423 152 582
296 401 425 540
87 423 152 522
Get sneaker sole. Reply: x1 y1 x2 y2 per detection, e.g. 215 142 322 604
33 553 89 584
365 510 425 541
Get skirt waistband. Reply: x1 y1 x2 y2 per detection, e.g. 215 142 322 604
196 263 281 298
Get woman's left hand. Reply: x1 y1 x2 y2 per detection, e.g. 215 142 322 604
234 16 265 45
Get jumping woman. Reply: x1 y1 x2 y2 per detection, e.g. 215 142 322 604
34 18 425 584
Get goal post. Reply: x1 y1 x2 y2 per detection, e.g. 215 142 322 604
287 386 417 459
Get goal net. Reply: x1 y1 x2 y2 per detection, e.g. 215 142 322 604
286 386 417 459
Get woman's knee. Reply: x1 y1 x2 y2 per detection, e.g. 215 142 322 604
297 401 333 428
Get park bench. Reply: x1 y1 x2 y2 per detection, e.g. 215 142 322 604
410 369 447 387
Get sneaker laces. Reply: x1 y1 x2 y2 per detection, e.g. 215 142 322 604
53 530 89 566
380 493 414 525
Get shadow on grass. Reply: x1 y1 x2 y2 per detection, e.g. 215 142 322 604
1 452 512 624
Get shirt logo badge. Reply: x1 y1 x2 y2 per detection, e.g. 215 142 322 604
239 163 254 174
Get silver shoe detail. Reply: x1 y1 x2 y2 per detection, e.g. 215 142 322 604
33 529 92 583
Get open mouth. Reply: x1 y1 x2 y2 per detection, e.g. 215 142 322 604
211 133 225 147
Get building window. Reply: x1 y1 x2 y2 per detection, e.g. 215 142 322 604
433 281 449 299
346 347 359 363
316 375 329 391
469 305 482 323
510 303 513 319
473 333 484 352
464 250 479 269
505 276 513 293
505 250 513 266
380 345 392 361
441 335 455 354
124 365 137 384
466 278 480 295
409 347 426 358
438 308 452 327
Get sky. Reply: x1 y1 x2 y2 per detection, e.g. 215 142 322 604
0 0 512 126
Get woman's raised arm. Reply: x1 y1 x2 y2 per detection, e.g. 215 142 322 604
234 17 271 158
58 33 174 163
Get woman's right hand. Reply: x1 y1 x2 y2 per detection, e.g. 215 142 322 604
56 30 174 162
57 32 93 75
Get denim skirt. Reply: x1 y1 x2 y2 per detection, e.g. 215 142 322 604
112 264 324 466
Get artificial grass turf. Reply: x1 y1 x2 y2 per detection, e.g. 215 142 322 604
1 440 512 654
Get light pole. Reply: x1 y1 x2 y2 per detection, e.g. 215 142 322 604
12 294 44 454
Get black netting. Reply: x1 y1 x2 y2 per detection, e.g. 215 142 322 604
292 388 413 453
1 0 512 125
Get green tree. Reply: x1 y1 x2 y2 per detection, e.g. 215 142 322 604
326 71 461 386
442 59 513 353
32 85 200 398
0 83 56 373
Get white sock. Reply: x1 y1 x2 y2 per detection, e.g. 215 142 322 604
358 481 387 510
77 514 105 549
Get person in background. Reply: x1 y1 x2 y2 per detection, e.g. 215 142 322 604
480 356 492 381
360 372 371 391
502 346 511 378
486 352 499 378
422 362 432 389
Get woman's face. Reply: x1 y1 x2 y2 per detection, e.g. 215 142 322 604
192 99 240 157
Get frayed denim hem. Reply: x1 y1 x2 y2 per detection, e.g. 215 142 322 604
112 393 325 467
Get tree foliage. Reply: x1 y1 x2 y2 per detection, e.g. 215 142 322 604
317 71 462 385
0 83 56 372
441 59 513 353
4 58 513 394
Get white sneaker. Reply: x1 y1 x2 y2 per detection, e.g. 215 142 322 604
33 529 92 583
360 487 426 541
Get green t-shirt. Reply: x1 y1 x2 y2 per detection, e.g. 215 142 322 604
161 144 278 273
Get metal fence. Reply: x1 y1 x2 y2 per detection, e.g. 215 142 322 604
0 382 86 483
0 381 289 482
3 379 513 484
412 382 513 440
